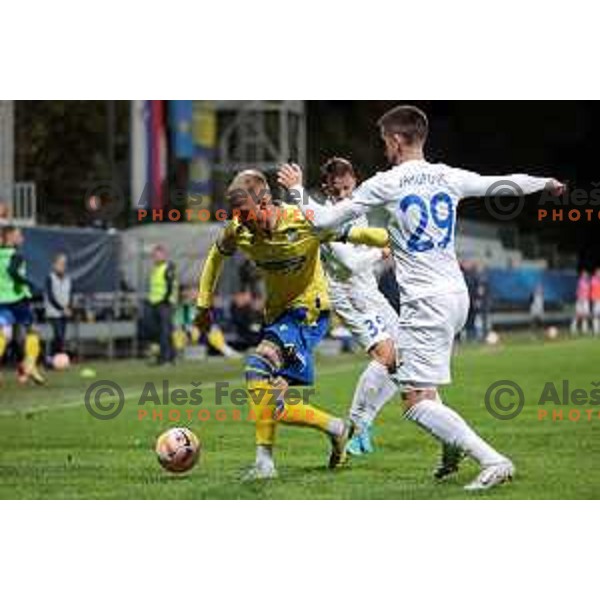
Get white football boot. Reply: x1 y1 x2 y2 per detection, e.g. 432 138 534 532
464 460 515 491
242 461 278 482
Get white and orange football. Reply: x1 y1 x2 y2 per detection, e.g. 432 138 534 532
52 352 70 371
155 427 200 473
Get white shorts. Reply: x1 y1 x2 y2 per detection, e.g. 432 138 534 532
576 299 591 317
593 301 600 317
394 290 469 387
329 281 401 352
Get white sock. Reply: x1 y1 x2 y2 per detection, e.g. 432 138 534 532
326 418 345 437
256 444 274 468
222 343 240 358
582 319 589 335
405 398 505 467
594 318 600 336
349 360 398 426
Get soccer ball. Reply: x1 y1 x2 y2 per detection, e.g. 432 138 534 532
52 353 70 370
155 427 200 473
485 330 500 346
546 326 559 340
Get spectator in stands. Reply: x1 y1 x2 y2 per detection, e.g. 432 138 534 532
571 270 591 336
529 283 545 336
591 268 600 336
238 257 262 296
171 284 197 357
463 260 489 341
230 289 262 350
147 244 177 365
461 260 477 339
473 263 490 341
44 253 73 356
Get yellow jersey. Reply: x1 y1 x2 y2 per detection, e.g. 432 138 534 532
220 204 330 324
197 202 388 326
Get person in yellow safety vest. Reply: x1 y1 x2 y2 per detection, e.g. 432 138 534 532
147 244 177 365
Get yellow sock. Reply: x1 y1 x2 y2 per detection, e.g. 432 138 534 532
247 377 345 450
207 325 227 354
172 329 187 351
277 396 341 435
24 330 41 371
0 331 7 359
247 379 277 446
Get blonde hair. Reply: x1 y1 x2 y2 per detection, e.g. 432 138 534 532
227 169 268 194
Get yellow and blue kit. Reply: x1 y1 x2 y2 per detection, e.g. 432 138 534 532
197 203 388 449
197 203 388 385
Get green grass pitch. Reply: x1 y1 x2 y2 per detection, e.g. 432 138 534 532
1 335 599 499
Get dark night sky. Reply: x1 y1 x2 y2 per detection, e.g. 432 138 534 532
307 101 600 268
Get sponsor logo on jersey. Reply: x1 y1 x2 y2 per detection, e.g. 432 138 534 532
255 255 306 273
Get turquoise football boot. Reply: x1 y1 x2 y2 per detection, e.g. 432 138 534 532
346 432 364 456
345 421 374 456
359 423 374 454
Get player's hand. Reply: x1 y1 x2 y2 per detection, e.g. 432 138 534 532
277 163 303 189
548 179 566 196
194 307 213 333
382 247 391 260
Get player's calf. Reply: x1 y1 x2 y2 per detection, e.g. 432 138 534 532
245 339 347 474
244 340 285 473
402 387 513 489
346 338 399 455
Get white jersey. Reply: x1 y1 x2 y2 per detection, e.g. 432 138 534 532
299 160 553 303
355 161 471 301
321 211 400 350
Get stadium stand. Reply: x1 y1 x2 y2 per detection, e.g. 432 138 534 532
12 219 577 358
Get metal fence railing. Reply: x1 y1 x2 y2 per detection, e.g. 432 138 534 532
0 182 37 225
12 182 37 225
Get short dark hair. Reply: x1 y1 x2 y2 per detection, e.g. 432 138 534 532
2 225 19 237
377 105 428 145
320 157 357 186
1 226 20 246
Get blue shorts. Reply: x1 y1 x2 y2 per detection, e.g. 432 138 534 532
262 309 330 385
0 301 33 327
0 307 13 327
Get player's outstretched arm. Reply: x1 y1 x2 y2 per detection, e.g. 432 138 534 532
341 226 389 248
457 170 565 198
195 230 235 332
278 163 368 230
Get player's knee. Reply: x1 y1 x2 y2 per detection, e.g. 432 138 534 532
245 340 285 385
1 326 12 343
256 340 283 369
401 387 438 410
370 338 398 374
